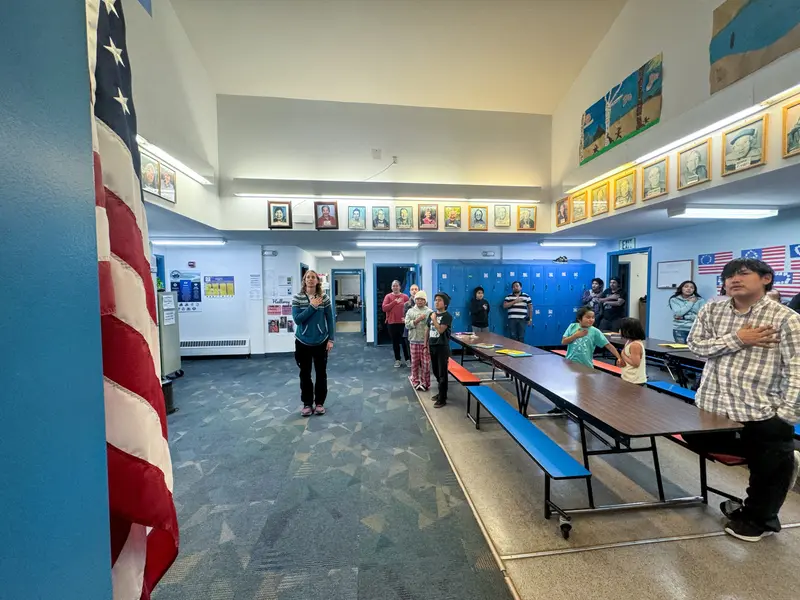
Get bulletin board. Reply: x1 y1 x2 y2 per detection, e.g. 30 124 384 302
657 260 693 289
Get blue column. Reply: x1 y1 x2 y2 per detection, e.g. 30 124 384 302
0 1 111 599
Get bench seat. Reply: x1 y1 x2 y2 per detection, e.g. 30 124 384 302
669 434 746 467
447 358 481 385
467 386 590 480
648 380 696 402
550 349 622 375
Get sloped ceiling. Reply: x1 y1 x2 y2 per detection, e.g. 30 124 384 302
171 0 628 114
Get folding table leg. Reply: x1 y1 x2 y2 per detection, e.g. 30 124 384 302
650 436 666 502
475 403 481 430
578 421 595 509
544 475 552 519
699 455 708 504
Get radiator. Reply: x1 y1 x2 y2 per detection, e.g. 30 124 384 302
180 338 250 357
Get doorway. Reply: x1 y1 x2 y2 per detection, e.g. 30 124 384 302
331 269 365 334
373 264 419 346
607 248 652 335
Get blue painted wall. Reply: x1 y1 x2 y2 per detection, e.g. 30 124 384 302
585 208 800 340
0 1 112 598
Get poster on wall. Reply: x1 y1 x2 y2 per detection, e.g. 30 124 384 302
170 270 202 312
710 0 800 94
580 54 663 165
267 298 293 335
249 273 263 300
204 275 235 298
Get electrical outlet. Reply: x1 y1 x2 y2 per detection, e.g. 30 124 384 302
371 148 382 160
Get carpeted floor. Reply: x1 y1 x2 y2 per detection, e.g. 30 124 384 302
154 333 511 600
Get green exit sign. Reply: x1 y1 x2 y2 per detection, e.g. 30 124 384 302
620 238 637 250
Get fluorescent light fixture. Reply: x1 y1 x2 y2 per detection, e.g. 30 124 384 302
356 241 420 248
136 135 213 186
331 251 344 261
667 206 779 220
151 238 227 246
538 241 597 248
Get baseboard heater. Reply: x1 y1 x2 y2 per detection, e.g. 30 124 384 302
180 338 250 357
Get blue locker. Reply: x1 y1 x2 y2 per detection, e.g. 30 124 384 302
543 266 559 304
517 265 532 296
544 307 559 346
559 305 579 337
529 306 546 345
491 265 506 334
554 266 571 306
529 265 544 306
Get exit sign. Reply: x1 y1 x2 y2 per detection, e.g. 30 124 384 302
620 237 637 250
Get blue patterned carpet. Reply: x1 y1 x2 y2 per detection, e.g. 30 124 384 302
154 333 511 600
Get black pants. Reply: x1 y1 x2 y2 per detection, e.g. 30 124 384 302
429 345 450 401
597 317 619 332
683 416 795 530
388 323 410 361
295 339 328 407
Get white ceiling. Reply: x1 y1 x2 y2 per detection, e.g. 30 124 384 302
171 0 627 114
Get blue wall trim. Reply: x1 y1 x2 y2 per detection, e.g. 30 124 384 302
0 1 111 598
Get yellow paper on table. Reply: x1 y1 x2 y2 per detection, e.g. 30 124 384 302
658 343 689 349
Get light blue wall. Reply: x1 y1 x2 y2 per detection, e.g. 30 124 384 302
585 208 800 340
0 1 112 598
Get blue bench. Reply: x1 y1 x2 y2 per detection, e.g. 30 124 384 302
648 380 696 403
466 385 591 538
796 424 800 439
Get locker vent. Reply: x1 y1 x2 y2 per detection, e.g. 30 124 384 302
180 339 250 357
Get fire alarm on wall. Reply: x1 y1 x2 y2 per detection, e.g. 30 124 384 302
188 261 196 268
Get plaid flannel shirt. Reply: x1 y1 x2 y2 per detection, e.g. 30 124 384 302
688 296 800 424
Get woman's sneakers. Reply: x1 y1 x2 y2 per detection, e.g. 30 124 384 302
301 406 313 417
394 360 402 368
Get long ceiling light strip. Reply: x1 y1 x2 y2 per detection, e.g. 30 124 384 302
136 135 213 186
151 238 227 246
538 241 597 247
356 241 420 248
667 207 779 219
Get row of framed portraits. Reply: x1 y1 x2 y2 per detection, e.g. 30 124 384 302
557 98 800 227
140 151 177 203
267 201 539 231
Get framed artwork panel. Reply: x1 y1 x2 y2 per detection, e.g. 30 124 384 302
268 201 292 229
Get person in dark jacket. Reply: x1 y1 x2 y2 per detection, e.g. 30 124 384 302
790 292 800 314
469 286 490 333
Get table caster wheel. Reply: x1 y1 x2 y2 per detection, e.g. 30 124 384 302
559 518 572 539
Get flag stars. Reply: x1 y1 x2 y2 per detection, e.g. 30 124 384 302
113 88 130 115
102 0 119 18
104 37 125 67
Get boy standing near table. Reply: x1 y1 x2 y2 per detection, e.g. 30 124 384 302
427 293 453 408
686 258 800 542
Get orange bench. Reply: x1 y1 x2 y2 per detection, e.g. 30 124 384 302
448 358 481 386
669 434 746 467
550 349 622 375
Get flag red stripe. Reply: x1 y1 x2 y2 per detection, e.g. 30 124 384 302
101 314 167 437
109 513 133 566
143 528 180 599
98 260 115 317
104 189 157 322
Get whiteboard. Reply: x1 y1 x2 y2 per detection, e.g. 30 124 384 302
657 260 693 289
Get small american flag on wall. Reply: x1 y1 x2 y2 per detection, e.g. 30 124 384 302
698 251 733 275
790 243 800 271
773 272 800 298
741 246 787 271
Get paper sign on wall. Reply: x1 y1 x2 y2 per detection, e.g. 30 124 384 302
249 273 263 300
170 270 202 312
204 276 235 298
163 310 176 326
162 294 175 310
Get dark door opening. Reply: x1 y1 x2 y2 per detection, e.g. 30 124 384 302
375 265 418 346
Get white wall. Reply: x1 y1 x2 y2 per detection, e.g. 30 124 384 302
619 252 649 320
315 257 366 273
334 275 361 296
551 0 800 194
584 208 800 339
126 0 222 227
161 243 265 354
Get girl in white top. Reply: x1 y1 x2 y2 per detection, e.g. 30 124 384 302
618 317 647 385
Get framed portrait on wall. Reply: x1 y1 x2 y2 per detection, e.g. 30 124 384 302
418 205 438 230
140 152 160 195
590 182 609 216
468 205 488 231
443 206 462 229
783 99 800 158
493 204 512 227
641 157 668 200
613 171 636 209
677 138 711 190
159 164 176 203
555 197 570 227
372 206 390 230
268 201 292 229
722 115 767 176
570 192 588 222
517 205 537 231
314 201 339 230
395 206 413 229
348 206 366 230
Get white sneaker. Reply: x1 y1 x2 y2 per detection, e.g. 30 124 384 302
789 450 800 492
394 360 402 368
405 360 411 368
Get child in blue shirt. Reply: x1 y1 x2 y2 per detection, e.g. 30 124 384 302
562 307 622 369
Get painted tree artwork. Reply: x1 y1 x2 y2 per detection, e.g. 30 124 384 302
580 54 663 165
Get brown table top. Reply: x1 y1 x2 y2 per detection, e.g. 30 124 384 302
495 353 740 438
607 335 706 364
451 332 551 356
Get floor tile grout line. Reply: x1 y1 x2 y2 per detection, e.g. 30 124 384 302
500 522 800 561
412 385 523 600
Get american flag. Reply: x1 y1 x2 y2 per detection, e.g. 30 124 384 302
87 1 178 598
698 251 733 274
773 272 800 299
790 243 800 271
741 245 787 271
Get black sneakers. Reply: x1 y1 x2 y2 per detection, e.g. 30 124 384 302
552 256 569 263
724 519 774 542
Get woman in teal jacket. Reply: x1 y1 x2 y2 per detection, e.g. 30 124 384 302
292 270 335 417
668 280 705 343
